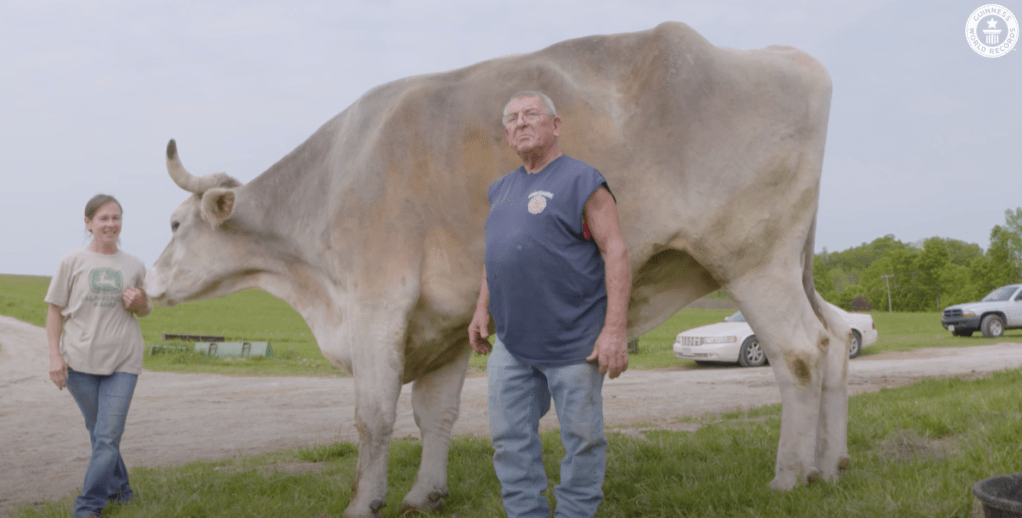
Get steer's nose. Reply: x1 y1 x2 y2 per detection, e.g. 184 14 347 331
144 268 169 305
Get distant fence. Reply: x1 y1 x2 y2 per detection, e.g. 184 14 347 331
162 333 226 342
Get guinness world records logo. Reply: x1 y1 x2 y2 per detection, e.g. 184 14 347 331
965 4 1019 58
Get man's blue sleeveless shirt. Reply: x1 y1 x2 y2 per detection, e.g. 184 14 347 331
485 155 610 366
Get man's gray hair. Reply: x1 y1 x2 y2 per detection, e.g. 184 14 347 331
502 90 557 119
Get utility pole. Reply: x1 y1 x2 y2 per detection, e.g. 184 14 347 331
881 274 894 313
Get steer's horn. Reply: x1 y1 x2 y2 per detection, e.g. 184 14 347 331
166 139 242 193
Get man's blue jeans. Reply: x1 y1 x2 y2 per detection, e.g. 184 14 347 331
65 369 137 518
487 338 606 518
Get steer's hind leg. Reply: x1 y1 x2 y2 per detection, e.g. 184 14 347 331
401 344 472 514
728 273 832 490
815 296 851 481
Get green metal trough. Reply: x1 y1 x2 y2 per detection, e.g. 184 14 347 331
195 341 274 359
148 343 191 356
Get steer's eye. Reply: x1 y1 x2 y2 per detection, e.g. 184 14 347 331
171 221 180 232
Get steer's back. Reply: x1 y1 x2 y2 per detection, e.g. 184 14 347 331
291 21 831 379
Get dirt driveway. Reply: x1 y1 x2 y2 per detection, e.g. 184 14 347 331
2 314 1020 516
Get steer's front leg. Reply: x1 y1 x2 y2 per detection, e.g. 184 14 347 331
343 317 407 518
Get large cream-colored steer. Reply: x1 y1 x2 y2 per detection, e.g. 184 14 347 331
146 21 842 517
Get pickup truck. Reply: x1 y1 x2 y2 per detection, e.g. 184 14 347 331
941 284 1022 338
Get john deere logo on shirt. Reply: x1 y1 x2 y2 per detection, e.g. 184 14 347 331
90 268 123 293
527 191 553 214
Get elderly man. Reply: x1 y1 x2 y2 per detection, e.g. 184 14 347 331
469 90 630 518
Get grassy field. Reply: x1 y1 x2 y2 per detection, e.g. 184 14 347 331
4 274 1020 377
13 367 1021 517
0 274 333 376
7 274 1021 516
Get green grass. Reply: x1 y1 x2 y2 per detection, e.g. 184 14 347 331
622 308 1022 368
138 289 336 377
15 367 1021 517
465 308 741 372
866 311 1022 353
0 274 336 376
0 274 51 327
7 274 1020 516
5 274 1020 377
622 308 738 369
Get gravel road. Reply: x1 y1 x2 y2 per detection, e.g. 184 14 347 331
2 314 1020 516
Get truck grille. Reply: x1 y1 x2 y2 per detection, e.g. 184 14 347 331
943 309 962 318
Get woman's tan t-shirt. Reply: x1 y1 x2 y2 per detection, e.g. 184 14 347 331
44 248 147 375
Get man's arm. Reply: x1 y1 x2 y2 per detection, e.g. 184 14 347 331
584 186 630 378
468 266 493 354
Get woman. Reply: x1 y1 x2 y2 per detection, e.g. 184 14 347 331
45 194 151 518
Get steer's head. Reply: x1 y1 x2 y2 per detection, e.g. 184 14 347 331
146 140 248 306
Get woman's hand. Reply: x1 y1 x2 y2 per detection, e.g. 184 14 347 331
123 287 151 316
49 354 68 390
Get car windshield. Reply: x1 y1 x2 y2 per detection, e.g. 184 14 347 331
724 311 746 322
981 285 1019 302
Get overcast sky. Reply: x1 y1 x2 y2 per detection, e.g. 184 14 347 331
2 0 1019 277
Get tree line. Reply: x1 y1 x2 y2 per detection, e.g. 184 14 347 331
814 208 1022 312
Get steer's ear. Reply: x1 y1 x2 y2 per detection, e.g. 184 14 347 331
200 188 236 227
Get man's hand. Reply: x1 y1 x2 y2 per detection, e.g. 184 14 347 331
586 329 628 379
469 267 492 354
468 308 492 355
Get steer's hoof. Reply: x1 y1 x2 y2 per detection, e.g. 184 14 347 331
837 455 851 472
805 468 822 484
428 488 448 504
769 475 797 491
400 488 447 515
399 503 443 516
342 500 385 518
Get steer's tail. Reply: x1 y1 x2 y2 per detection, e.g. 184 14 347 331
802 213 826 327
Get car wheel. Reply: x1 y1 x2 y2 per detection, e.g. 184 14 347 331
737 336 767 367
981 315 1005 338
952 329 974 337
848 330 862 359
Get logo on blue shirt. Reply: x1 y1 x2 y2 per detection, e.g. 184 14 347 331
527 191 554 214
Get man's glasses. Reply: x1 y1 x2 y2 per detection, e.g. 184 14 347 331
503 110 550 127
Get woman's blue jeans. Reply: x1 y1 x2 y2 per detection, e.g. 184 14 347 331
487 338 606 518
65 369 137 518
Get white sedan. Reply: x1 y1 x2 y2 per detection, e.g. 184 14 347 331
673 305 878 367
